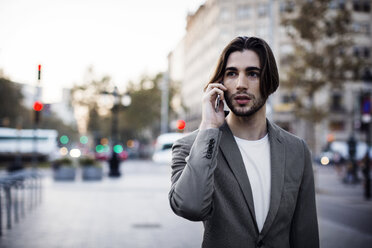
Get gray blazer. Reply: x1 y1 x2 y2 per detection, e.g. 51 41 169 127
169 120 319 248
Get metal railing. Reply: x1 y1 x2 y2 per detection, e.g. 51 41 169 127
0 169 42 236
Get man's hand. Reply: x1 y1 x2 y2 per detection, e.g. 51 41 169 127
199 82 227 130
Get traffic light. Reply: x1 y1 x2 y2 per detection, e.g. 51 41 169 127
33 101 43 124
33 101 43 111
176 119 186 131
38 64 41 80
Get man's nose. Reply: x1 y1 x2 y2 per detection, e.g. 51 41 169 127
236 73 248 90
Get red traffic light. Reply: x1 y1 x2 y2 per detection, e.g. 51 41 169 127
177 120 186 130
33 101 43 111
38 64 41 80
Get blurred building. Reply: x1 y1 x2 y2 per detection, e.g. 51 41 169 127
168 0 372 154
49 88 76 126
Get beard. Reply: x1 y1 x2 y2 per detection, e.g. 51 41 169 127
224 91 266 117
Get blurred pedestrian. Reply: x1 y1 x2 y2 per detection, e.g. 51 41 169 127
169 36 319 248
333 151 344 177
345 135 359 184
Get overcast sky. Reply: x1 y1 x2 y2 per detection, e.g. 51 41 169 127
0 0 204 102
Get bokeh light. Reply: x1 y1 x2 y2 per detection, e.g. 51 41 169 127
321 156 330 165
80 136 88 144
113 145 123 153
60 135 69 145
96 145 104 153
70 148 81 158
59 147 68 156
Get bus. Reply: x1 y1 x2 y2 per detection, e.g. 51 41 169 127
0 127 58 161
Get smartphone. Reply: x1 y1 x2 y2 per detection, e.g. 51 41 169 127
215 95 221 113
214 81 223 113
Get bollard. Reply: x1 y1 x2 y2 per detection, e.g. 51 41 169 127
0 187 3 236
21 181 25 219
29 177 33 211
14 184 19 223
5 184 12 229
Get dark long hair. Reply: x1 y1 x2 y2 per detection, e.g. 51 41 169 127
205 36 279 99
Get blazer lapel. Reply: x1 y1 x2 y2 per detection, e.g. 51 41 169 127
260 120 286 237
219 122 258 231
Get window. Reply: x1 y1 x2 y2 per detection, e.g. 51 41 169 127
364 47 370 58
362 68 372 82
353 0 361 11
329 0 345 9
353 46 371 58
257 3 269 17
363 1 371 12
352 22 371 34
237 5 251 19
353 0 371 12
330 93 344 112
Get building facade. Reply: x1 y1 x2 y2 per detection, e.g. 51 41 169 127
168 0 372 154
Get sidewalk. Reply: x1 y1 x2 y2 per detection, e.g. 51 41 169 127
0 161 204 248
315 165 372 248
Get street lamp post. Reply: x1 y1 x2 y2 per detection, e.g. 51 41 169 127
109 87 120 177
107 86 131 177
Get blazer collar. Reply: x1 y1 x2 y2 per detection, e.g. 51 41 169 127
261 119 286 237
219 119 286 236
219 121 258 232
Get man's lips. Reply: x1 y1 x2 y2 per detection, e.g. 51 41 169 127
234 94 251 105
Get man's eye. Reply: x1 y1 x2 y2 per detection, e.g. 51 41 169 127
248 72 259 78
226 71 237 77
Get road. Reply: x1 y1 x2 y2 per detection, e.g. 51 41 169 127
0 160 371 248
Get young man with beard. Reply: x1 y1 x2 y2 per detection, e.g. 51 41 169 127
169 36 319 248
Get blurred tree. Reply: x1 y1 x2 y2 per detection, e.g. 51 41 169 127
281 0 364 151
0 77 27 127
71 68 180 148
71 67 113 140
119 72 179 143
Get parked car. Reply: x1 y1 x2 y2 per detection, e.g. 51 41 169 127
152 132 185 164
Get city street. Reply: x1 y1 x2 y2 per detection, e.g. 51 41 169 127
0 160 372 248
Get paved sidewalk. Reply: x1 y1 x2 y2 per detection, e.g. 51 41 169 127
1 161 372 248
0 161 203 248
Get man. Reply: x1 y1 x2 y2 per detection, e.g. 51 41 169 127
169 36 319 248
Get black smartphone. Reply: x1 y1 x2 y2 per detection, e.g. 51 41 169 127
214 81 223 113
215 95 221 113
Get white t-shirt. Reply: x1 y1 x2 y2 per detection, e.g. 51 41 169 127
234 134 271 232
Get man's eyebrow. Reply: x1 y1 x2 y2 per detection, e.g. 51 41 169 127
246 66 261 71
225 66 261 71
225 67 237 71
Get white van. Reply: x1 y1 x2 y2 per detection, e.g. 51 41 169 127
152 132 185 164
